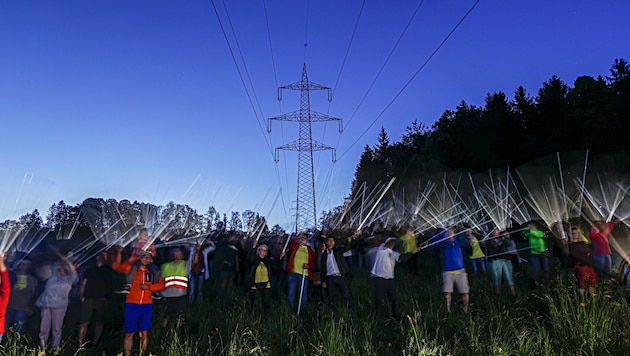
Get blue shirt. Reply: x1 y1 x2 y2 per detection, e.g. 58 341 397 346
439 237 467 272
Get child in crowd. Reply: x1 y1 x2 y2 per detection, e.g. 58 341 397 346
121 228 160 293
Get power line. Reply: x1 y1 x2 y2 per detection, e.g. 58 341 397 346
220 0 269 131
304 0 310 62
262 0 291 223
321 0 425 205
209 0 290 224
210 0 272 157
262 0 281 111
337 0 481 161
338 0 426 135
331 0 366 96
317 0 368 209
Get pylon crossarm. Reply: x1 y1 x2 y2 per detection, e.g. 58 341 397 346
280 82 330 92
310 141 334 152
309 111 343 123
274 148 280 163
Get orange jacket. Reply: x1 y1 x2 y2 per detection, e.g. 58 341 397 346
112 262 164 305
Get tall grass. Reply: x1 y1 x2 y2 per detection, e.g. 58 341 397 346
2 264 630 355
403 312 446 356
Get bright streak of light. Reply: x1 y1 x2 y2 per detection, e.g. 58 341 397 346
71 237 106 267
351 180 386 226
485 245 532 259
609 230 630 265
357 177 396 231
518 170 574 229
251 188 283 240
0 223 34 257
470 170 530 231
577 174 629 223
614 184 630 227
154 234 209 248
415 180 462 229
419 228 468 250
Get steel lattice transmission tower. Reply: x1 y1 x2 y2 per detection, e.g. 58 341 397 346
267 64 343 232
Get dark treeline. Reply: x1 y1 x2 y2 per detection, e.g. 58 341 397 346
1 198 285 246
354 58 630 189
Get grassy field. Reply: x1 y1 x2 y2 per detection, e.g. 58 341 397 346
1 255 629 356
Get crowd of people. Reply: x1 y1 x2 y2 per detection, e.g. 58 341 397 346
0 221 628 355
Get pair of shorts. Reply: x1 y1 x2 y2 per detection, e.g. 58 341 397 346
124 303 153 333
442 270 470 293
80 298 108 323
574 265 598 289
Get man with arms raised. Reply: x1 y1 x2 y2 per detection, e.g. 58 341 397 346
113 249 165 356
321 235 353 311
438 228 470 312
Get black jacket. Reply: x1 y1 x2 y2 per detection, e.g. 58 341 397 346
246 247 272 289
320 248 350 278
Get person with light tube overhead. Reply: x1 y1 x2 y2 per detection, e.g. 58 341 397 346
5 259 36 337
370 237 403 320
246 240 273 315
589 221 619 281
36 255 77 354
281 233 315 315
437 229 470 313
0 255 10 343
112 249 165 356
320 235 353 311
158 247 188 327
568 227 597 304
522 224 549 285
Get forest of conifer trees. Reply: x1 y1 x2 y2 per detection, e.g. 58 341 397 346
353 58 630 190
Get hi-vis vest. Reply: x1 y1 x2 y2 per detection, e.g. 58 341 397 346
161 261 188 290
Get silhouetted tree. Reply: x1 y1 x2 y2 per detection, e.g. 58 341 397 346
535 75 570 152
567 75 612 151
230 211 243 232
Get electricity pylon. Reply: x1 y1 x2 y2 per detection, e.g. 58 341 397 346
267 64 342 232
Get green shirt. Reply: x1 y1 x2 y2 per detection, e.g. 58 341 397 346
522 229 547 255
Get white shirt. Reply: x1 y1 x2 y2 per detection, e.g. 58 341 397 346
370 245 400 279
325 250 341 276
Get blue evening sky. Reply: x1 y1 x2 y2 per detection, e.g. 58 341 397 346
1 1 628 230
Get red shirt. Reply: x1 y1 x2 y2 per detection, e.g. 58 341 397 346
590 233 612 255
0 270 11 335
590 222 614 255
190 250 205 273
